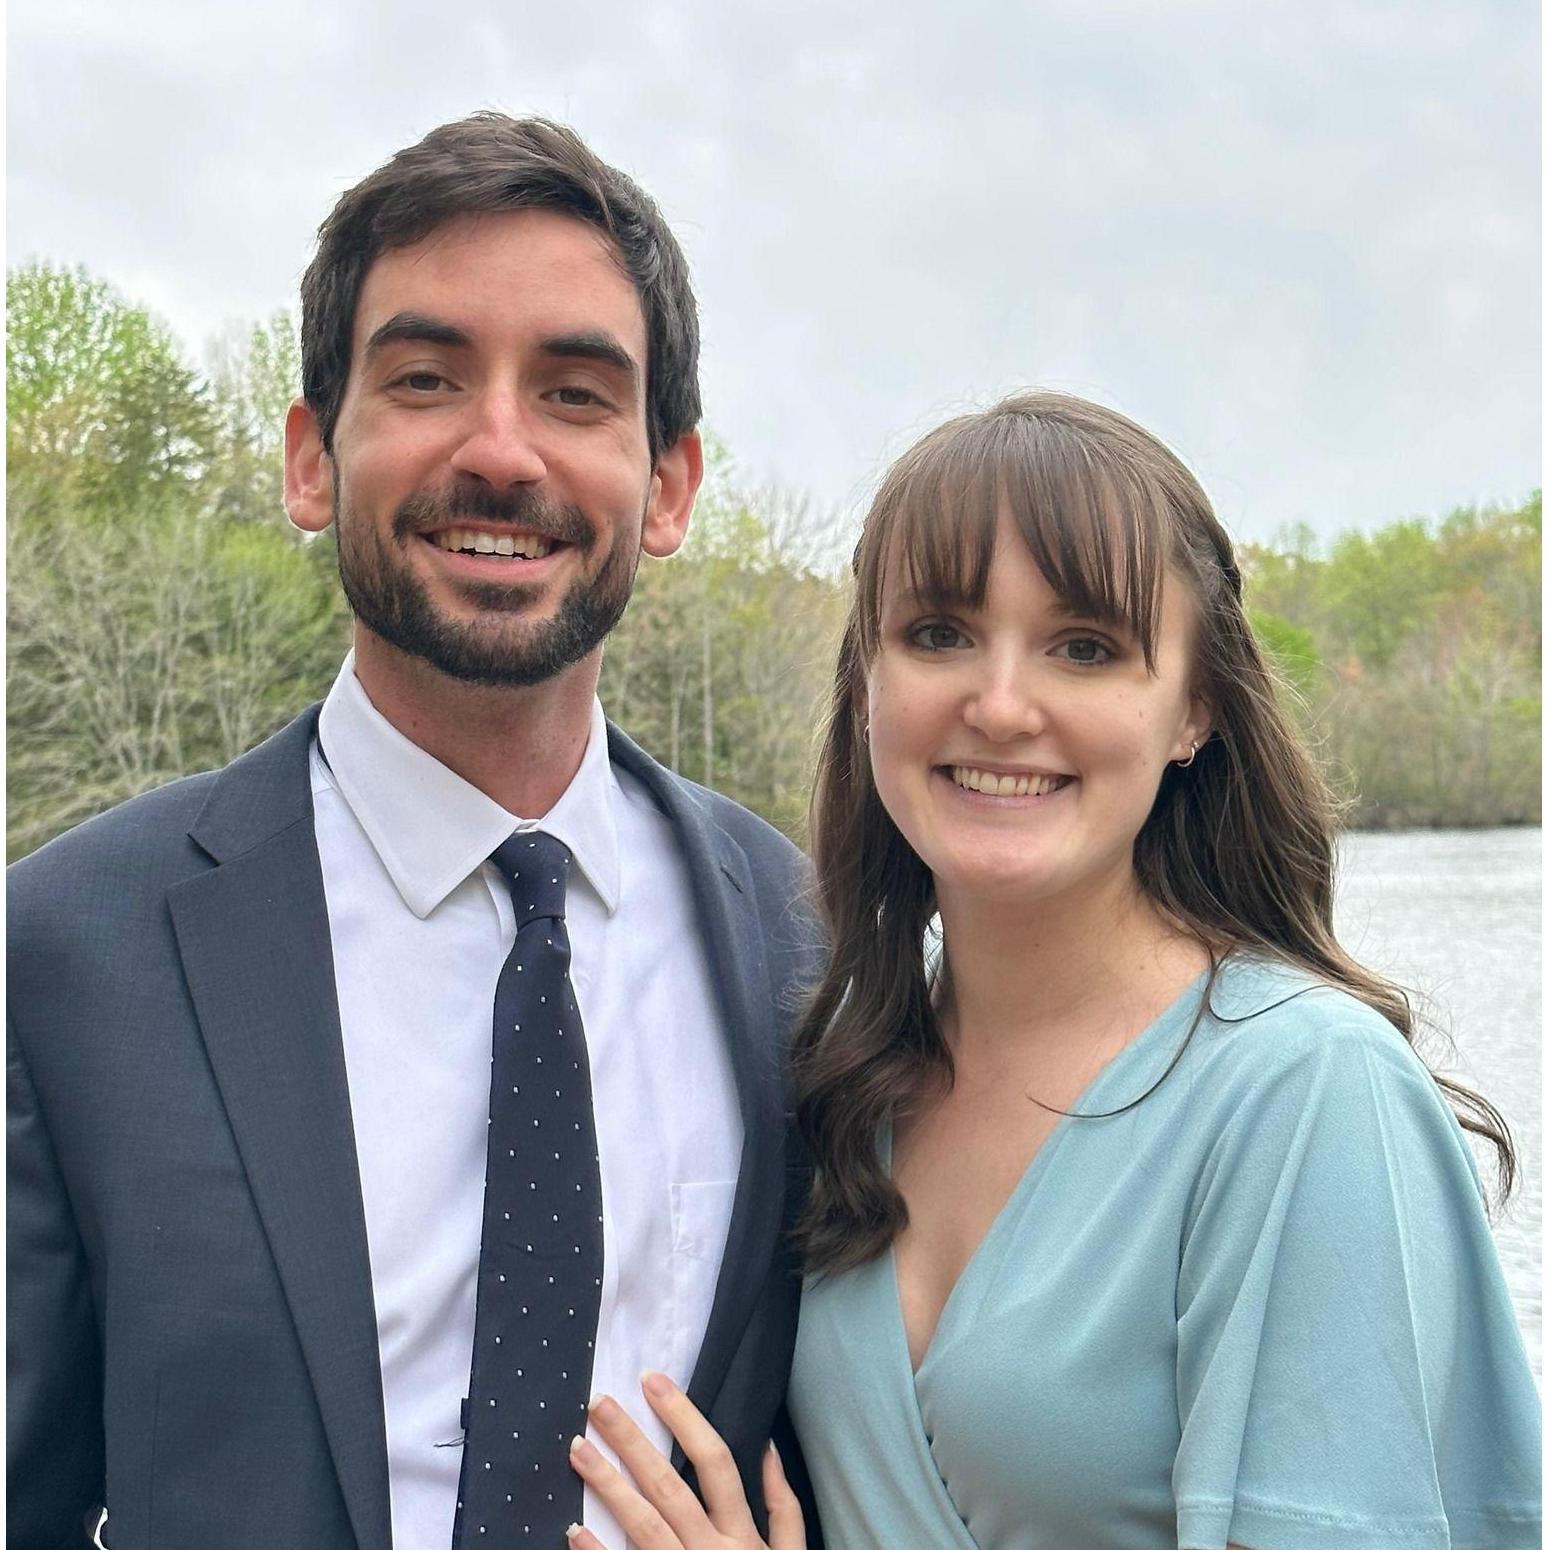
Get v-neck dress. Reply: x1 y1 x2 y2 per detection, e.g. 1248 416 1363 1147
787 958 1541 1550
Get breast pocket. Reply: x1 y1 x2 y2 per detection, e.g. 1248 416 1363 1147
668 1180 738 1381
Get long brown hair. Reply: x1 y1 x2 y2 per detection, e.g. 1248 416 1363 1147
793 391 1515 1276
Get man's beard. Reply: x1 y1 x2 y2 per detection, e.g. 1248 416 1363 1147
334 481 641 688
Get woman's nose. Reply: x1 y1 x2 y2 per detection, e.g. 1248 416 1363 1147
961 654 1046 742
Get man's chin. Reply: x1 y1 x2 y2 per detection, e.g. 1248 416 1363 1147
339 531 633 691
397 626 584 689
364 599 620 689
435 574 552 615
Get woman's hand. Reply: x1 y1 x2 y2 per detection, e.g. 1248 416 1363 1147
566 1371 806 1550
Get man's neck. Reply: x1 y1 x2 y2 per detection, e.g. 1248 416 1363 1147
351 630 601 818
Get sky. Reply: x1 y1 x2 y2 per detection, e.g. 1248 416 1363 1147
7 0 1540 547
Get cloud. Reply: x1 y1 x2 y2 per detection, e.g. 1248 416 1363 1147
9 0 1538 541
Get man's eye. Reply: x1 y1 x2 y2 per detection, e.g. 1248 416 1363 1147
908 622 967 651
552 386 605 407
394 371 450 393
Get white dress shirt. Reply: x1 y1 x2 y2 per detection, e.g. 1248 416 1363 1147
311 655 743 1550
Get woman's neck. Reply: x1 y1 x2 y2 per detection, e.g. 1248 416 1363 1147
933 871 1208 1065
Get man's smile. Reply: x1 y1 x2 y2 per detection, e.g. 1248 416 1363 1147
427 526 557 560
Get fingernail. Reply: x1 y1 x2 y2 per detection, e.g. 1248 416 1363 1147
570 1434 599 1464
565 1526 583 1543
589 1393 619 1421
641 1370 673 1398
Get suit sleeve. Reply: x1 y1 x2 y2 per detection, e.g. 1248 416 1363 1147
8 1011 105 1548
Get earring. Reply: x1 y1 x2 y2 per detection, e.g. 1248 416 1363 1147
1174 740 1199 769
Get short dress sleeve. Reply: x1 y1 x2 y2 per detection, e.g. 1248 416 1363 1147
1171 997 1540 1550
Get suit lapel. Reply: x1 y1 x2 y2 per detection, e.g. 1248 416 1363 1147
606 728 787 1415
167 709 391 1550
168 710 785 1538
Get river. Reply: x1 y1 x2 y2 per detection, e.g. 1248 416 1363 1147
1334 826 1541 1378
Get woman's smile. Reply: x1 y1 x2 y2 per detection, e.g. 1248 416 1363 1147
939 765 1075 802
866 508 1208 909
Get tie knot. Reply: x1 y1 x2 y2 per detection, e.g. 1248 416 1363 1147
490 831 573 923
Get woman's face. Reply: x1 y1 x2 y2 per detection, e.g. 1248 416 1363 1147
865 507 1210 914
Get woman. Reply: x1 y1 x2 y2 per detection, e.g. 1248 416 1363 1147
567 393 1540 1548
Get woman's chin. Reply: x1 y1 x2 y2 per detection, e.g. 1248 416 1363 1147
930 855 1071 912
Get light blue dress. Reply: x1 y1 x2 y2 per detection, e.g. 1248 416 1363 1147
788 957 1541 1549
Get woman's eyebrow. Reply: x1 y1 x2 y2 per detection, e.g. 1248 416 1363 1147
884 584 975 615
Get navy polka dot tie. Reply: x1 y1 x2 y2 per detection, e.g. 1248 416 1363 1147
453 832 603 1547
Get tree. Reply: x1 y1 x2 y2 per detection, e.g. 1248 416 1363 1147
7 261 215 509
206 311 302 525
7 483 348 859
1321 520 1444 672
598 451 846 839
1248 609 1320 699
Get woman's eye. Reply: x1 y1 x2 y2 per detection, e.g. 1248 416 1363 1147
909 622 967 652
1058 636 1113 666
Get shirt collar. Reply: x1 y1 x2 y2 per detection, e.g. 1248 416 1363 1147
316 653 622 920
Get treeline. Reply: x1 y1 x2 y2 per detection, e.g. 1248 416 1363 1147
4 262 847 860
5 261 1539 860
1242 506 1540 828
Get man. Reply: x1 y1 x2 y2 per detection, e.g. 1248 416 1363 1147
9 115 820 1550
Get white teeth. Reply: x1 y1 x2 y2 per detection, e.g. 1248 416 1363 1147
952 765 1067 797
432 529 555 559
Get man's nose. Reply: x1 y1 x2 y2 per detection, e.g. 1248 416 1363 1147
961 652 1046 742
448 391 548 488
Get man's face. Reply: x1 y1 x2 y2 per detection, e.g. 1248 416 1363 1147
287 208 697 687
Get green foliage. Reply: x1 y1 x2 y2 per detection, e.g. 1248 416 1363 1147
1248 609 1320 697
5 259 1541 852
206 312 302 524
6 266 345 858
1242 497 1540 828
599 447 847 841
7 485 350 859
8 261 216 509
1320 521 1441 669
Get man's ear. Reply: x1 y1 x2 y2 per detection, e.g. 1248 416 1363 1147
641 430 704 559
284 399 336 534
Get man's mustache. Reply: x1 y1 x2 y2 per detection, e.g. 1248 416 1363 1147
392 485 596 549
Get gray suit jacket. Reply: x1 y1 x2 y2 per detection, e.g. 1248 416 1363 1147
8 705 822 1550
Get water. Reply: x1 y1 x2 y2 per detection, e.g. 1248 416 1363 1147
1334 827 1541 1377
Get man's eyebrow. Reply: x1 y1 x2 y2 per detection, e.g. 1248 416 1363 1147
538 330 640 382
362 312 472 356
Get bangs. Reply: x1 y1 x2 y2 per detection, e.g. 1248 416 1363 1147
855 403 1172 669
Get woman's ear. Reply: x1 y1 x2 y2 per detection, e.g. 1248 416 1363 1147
1175 696 1214 762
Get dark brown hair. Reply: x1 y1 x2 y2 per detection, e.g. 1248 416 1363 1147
793 390 1515 1275
299 112 700 462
